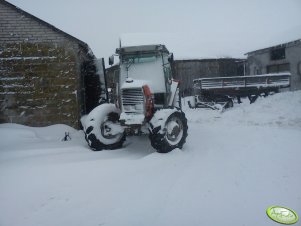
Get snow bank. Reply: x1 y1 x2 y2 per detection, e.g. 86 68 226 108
0 91 300 226
184 91 301 129
0 123 80 149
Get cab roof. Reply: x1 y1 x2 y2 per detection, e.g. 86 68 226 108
116 44 169 55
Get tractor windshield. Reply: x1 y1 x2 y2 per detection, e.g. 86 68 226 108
122 54 157 64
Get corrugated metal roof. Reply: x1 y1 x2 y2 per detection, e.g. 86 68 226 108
245 39 301 56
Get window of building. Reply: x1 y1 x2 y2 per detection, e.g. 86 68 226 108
267 63 290 74
270 47 285 61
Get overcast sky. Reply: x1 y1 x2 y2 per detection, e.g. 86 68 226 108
6 0 301 62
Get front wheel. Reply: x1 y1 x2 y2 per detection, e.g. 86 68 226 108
82 104 126 151
149 109 188 153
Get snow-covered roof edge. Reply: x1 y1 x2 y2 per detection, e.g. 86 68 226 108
174 57 246 62
1 0 89 49
245 38 301 56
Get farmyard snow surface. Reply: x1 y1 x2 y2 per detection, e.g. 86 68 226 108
0 91 301 226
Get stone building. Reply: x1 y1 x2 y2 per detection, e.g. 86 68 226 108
0 0 103 128
246 39 301 91
172 58 245 96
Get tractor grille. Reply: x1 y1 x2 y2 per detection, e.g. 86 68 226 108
121 88 145 114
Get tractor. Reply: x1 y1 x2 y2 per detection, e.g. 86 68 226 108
81 44 188 153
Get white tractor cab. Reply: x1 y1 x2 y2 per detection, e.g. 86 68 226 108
82 44 188 153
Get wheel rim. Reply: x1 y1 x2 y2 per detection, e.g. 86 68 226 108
100 120 123 140
165 116 184 145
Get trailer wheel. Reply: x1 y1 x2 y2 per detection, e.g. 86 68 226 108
225 99 234 108
248 95 259 104
83 104 125 151
187 96 196 109
149 110 188 153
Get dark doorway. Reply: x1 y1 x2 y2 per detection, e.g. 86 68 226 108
81 57 106 114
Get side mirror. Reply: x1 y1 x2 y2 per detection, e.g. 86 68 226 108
168 53 174 63
109 55 114 66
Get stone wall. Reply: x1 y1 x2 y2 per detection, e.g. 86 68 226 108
0 1 95 128
0 42 81 127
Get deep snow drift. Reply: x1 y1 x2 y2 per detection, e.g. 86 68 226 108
0 91 300 226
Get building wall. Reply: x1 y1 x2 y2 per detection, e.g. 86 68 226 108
247 40 301 91
0 1 92 128
286 44 301 90
172 59 245 96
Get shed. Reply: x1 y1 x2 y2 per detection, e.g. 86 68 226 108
172 58 245 96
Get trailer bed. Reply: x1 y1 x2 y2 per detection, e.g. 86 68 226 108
193 73 290 91
190 73 291 109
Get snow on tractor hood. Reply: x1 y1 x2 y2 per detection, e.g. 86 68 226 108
121 78 150 90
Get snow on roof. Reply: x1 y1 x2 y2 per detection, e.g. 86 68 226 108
245 38 301 55
117 44 169 54
1 0 89 48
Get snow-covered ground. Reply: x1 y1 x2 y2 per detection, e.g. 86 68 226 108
0 91 301 226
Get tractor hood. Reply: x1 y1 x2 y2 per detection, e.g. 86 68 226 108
121 78 149 90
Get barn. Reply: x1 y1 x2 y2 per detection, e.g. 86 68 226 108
172 58 245 96
0 0 104 128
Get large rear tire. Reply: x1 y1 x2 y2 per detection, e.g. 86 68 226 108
149 109 188 153
82 104 126 151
